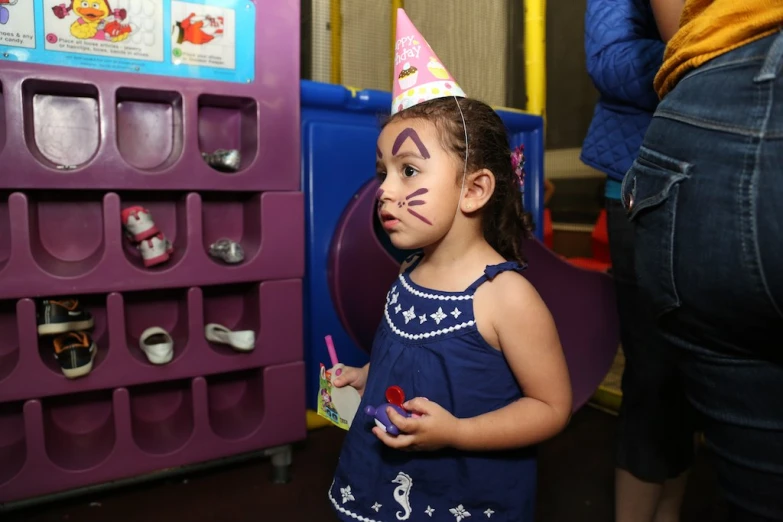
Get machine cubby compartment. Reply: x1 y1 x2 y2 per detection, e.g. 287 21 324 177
119 191 189 272
203 368 265 441
0 401 26 488
123 287 192 367
42 389 116 472
0 294 121 402
22 79 101 170
129 379 194 456
201 192 262 267
36 293 109 377
27 190 106 279
116 87 184 172
197 94 257 175
0 300 19 384
202 280 303 366
0 362 305 503
0 191 304 300
196 362 306 446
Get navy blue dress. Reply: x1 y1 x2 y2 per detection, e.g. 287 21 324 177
329 256 537 522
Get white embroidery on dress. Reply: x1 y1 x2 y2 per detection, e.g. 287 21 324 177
371 503 382 512
390 292 399 305
425 506 435 516
402 306 416 324
419 314 427 324
341 485 356 504
399 275 473 301
385 305 475 340
392 471 413 520
394 304 402 314
449 505 471 521
484 508 495 518
431 307 447 324
451 307 462 319
329 480 383 522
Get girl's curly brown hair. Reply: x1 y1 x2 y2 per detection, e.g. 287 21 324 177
384 97 534 264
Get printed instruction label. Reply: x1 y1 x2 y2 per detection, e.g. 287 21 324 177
0 0 37 49
0 0 255 83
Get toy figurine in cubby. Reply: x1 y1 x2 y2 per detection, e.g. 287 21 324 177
202 149 241 173
208 238 245 264
36 298 97 379
121 206 174 268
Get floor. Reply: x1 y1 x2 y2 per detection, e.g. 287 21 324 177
4 407 730 522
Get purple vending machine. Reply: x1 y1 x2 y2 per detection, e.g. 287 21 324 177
0 0 305 505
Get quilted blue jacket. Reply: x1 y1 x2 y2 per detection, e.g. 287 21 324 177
580 0 665 182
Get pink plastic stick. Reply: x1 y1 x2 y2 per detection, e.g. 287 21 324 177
325 335 339 367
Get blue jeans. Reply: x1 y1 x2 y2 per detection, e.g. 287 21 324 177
622 30 783 520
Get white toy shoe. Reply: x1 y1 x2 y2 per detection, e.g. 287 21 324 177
139 327 174 365
205 323 255 352
122 206 159 242
139 233 173 267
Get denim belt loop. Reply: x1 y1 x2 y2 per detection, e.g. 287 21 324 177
754 28 783 83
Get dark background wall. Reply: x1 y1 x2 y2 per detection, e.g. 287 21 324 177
545 0 598 149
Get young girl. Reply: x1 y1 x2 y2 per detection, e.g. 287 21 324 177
328 10 572 521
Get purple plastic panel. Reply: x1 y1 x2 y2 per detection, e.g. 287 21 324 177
0 280 303 403
328 180 399 353
520 238 619 410
0 362 306 502
116 88 183 172
0 0 304 503
0 82 5 154
0 2 299 192
0 191 303 300
329 179 619 413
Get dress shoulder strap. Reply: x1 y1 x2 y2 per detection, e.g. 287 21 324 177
465 261 528 293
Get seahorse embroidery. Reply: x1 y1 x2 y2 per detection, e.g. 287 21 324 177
392 471 413 520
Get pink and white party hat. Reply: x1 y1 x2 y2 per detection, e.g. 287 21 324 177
392 8 465 115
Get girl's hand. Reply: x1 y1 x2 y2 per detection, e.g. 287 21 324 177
373 398 460 451
331 364 369 396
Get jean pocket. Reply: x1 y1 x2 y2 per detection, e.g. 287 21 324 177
621 146 693 316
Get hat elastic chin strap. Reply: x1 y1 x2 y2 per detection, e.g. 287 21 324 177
452 95 469 224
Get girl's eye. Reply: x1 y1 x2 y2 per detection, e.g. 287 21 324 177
376 170 387 182
402 165 418 178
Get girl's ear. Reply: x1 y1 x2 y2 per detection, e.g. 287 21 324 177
461 169 495 214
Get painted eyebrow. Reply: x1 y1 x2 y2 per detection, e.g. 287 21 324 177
376 146 383 158
391 128 431 159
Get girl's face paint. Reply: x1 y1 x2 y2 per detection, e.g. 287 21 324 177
375 118 464 250
391 128 430 159
395 187 432 224
405 188 428 200
406 208 433 225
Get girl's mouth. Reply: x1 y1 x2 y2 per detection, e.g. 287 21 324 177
379 210 400 230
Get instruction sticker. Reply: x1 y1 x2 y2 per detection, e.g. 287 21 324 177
0 0 255 83
0 1 36 49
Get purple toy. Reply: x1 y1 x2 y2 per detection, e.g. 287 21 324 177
365 385 412 436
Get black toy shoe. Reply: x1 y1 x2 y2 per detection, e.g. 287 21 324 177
53 331 97 379
37 298 94 336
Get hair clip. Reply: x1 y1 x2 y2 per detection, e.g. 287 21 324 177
510 145 526 187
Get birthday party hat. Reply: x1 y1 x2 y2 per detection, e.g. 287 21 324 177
392 8 465 115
